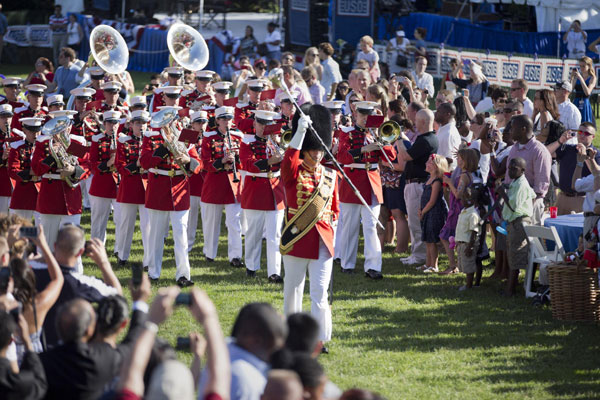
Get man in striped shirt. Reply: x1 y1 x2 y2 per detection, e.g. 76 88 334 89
49 4 68 67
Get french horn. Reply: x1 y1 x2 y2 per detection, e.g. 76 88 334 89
150 107 191 177
42 117 80 188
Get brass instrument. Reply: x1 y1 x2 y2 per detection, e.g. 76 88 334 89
225 128 240 183
368 120 401 167
42 117 79 187
89 25 129 75
150 107 191 177
167 23 209 71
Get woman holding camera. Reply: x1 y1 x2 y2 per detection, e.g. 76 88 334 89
10 224 63 362
570 56 596 124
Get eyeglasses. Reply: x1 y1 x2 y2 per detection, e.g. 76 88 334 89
510 87 521 91
502 108 514 113
338 86 349 91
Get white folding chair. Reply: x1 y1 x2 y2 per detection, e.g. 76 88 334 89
523 225 565 298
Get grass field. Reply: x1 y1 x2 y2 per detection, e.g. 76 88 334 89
3 64 600 399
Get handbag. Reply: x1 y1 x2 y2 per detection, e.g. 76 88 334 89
257 43 268 56
396 53 408 68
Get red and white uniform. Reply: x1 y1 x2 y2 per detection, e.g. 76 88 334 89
88 131 120 244
0 97 24 109
114 133 149 264
31 133 89 253
0 127 13 214
7 139 38 220
281 147 339 342
139 129 200 281
234 101 257 127
11 106 48 134
187 135 205 252
200 129 243 261
86 101 128 116
336 125 396 272
240 133 285 276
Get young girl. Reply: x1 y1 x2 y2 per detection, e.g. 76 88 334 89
419 154 449 273
455 185 483 290
356 35 380 83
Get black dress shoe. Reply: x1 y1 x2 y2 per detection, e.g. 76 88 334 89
268 274 283 283
143 265 148 272
340 267 354 274
149 277 159 283
321 346 329 354
246 268 256 277
205 256 214 262
176 277 194 288
334 258 341 264
230 258 245 268
118 258 127 267
365 269 383 280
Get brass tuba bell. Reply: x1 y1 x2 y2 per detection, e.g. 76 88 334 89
89 25 129 75
167 23 209 71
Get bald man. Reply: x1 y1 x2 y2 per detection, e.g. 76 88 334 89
396 109 438 265
261 370 304 400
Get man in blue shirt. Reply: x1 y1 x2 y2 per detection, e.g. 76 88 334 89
45 47 81 99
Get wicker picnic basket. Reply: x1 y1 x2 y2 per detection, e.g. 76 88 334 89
547 263 600 322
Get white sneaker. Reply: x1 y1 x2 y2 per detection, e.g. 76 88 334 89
400 256 413 263
423 266 439 273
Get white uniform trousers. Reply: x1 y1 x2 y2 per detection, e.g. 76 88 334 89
9 209 40 226
201 202 242 261
338 198 382 272
115 202 149 263
82 176 92 209
0 196 10 215
187 195 202 252
404 182 426 262
146 208 191 281
283 240 333 342
38 213 83 273
244 208 284 275
89 195 119 245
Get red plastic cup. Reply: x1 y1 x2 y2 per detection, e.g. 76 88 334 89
549 206 557 218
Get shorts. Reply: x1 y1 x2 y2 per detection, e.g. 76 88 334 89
457 242 477 274
507 217 531 270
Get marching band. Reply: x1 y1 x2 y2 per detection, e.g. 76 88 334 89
0 23 404 344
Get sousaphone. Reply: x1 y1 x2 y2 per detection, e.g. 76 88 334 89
167 23 209 71
89 24 129 75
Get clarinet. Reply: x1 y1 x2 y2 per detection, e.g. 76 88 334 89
225 128 239 183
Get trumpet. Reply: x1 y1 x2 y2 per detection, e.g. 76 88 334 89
42 117 80 188
225 128 240 183
150 107 192 177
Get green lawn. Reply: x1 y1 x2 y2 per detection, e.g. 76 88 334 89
3 64 600 398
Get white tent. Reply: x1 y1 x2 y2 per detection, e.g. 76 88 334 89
468 0 600 32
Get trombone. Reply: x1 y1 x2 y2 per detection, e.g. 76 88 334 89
369 120 401 167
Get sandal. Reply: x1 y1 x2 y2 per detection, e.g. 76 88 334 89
439 267 458 275
423 266 439 273
416 265 429 271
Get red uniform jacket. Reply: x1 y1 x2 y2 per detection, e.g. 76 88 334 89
139 131 201 211
188 136 205 198
85 102 129 119
0 97 24 109
91 86 105 103
0 129 13 197
234 102 257 127
31 134 88 215
179 89 210 110
240 134 285 211
200 129 243 204
336 126 396 205
150 92 164 113
281 148 339 259
11 106 48 135
8 139 38 210
115 134 146 204
89 132 118 199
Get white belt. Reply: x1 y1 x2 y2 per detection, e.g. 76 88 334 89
42 174 62 180
345 163 378 170
149 168 185 177
245 171 280 178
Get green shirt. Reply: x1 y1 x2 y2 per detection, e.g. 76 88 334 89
502 175 535 222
